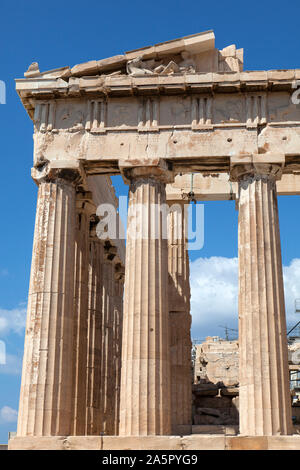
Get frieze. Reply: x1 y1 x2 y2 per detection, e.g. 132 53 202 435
31 92 300 135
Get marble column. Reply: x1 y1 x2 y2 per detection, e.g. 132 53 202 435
71 193 94 435
231 162 293 436
113 261 125 435
167 200 192 434
101 243 118 435
85 224 104 435
17 165 80 436
119 162 174 436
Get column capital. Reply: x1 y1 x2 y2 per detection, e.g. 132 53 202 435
119 158 174 185
31 160 84 186
104 242 118 261
76 191 96 215
114 262 125 281
229 154 285 184
89 215 102 241
166 198 188 207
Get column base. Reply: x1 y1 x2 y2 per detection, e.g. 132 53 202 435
8 434 300 450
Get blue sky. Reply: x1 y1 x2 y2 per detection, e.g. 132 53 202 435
0 0 299 443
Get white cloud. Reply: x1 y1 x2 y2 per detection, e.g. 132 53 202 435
190 256 300 340
0 406 18 424
0 305 27 336
283 258 300 329
0 353 23 375
190 256 238 340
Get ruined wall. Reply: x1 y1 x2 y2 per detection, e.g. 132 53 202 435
193 337 300 427
193 337 239 426
194 336 239 387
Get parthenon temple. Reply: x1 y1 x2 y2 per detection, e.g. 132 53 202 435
9 30 300 450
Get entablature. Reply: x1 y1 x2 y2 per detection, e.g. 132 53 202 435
15 31 300 176
16 69 300 119
22 84 300 175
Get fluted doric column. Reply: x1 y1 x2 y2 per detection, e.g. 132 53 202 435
167 200 192 434
231 161 293 436
119 160 174 436
113 262 125 435
17 163 81 436
101 242 118 435
71 193 94 435
85 221 104 435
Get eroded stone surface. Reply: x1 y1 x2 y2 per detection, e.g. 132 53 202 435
14 30 298 448
17 164 125 438
119 164 172 436
8 434 300 450
194 338 239 387
233 162 292 436
168 200 192 433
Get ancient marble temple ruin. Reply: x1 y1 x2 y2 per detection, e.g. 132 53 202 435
9 31 300 450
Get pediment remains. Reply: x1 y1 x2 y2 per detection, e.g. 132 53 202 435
24 30 243 80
